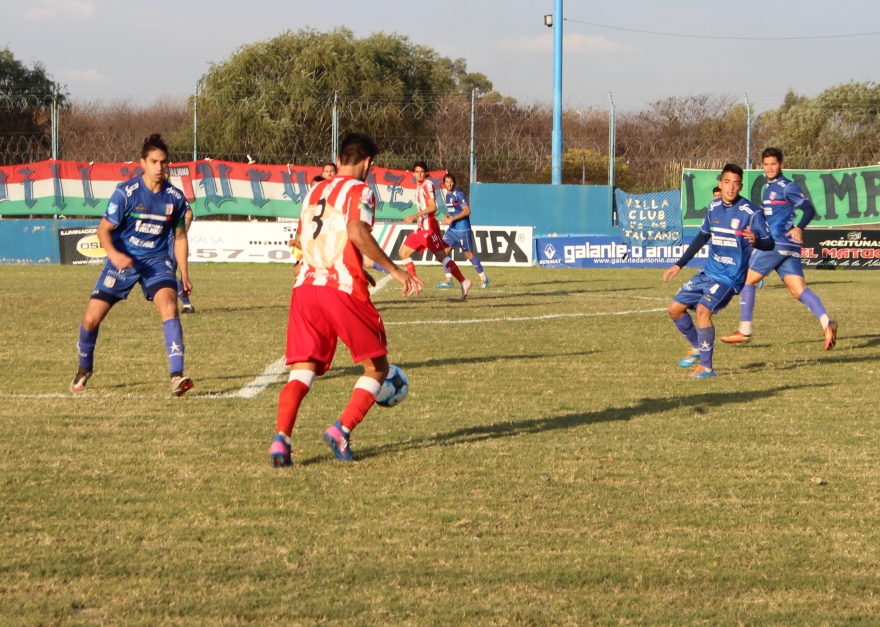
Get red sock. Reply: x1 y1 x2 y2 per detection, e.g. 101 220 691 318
276 380 310 436
404 261 418 277
443 257 465 282
338 377 381 432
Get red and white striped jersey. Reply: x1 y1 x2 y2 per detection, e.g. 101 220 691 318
294 176 375 302
415 178 440 232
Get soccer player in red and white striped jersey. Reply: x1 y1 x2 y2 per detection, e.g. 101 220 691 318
398 161 472 299
269 133 423 465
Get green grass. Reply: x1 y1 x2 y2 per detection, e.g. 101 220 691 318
2 263 880 626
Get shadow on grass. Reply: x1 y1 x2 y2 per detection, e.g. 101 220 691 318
342 384 828 462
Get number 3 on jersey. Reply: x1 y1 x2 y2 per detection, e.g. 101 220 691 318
302 195 347 269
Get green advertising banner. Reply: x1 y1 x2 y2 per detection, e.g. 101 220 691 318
681 166 880 227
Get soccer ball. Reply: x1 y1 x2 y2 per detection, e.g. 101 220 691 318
375 364 409 408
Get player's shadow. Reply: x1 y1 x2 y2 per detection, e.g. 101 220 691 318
741 352 878 371
351 384 824 461
202 304 287 314
319 351 601 381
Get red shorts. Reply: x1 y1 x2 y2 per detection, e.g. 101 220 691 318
285 284 387 375
404 229 447 255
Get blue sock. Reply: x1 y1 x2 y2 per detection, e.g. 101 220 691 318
371 262 388 274
740 284 756 324
799 289 828 321
77 325 99 370
698 326 715 370
469 256 484 274
673 314 699 348
163 318 185 375
177 279 192 306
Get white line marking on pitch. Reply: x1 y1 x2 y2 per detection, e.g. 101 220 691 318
385 307 667 326
225 274 397 398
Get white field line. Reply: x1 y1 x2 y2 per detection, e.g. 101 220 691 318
223 274 397 398
385 307 667 326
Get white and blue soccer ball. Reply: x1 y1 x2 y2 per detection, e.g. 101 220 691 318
376 364 409 408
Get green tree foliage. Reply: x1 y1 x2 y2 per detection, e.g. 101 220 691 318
763 82 880 168
0 47 65 164
180 28 491 165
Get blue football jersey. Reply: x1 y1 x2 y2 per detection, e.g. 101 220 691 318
444 188 472 231
763 175 814 253
105 176 189 260
700 196 771 291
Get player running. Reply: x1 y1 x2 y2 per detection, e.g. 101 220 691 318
269 133 423 466
70 134 194 396
663 164 774 378
397 162 472 299
720 147 837 349
436 173 489 289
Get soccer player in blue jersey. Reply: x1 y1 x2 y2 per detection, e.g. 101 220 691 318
70 134 194 396
663 164 774 378
720 147 837 349
437 173 490 289
168 194 195 313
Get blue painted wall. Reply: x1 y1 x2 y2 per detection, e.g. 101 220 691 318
0 219 98 264
470 183 614 237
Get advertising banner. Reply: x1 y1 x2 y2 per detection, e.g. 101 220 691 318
58 222 534 267
682 166 880 228
615 189 682 246
800 229 880 270
536 235 708 269
0 160 447 221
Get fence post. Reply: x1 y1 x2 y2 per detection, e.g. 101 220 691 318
744 92 751 170
51 88 58 160
551 0 563 185
332 91 339 163
469 88 476 185
193 82 199 161
608 93 616 225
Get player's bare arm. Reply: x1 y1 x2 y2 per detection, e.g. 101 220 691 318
663 265 681 283
174 225 192 295
96 217 133 270
347 220 423 296
403 199 437 225
786 225 804 243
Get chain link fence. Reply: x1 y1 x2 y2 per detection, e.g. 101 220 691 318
3 92 880 193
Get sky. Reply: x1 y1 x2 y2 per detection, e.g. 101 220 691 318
2 0 879 113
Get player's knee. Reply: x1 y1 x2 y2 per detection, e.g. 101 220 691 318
667 301 684 318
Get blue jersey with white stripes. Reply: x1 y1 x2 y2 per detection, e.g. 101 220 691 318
700 196 771 291
105 176 188 260
444 188 472 231
763 175 814 253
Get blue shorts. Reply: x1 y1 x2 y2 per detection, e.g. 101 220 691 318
91 256 178 304
442 228 476 254
749 248 804 279
673 272 737 314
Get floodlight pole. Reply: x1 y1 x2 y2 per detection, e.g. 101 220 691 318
744 92 751 170
551 0 563 185
193 82 199 161
608 93 615 189
469 88 477 184
332 91 339 163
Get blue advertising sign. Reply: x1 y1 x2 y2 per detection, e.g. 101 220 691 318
615 189 682 247
536 235 707 269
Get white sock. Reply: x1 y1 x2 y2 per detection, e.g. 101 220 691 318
739 321 752 335
479 272 487 281
445 273 453 281
819 314 829 329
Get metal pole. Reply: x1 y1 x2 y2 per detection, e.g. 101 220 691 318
551 0 563 185
608 93 615 189
51 89 58 160
332 91 339 163
469 88 476 184
193 82 199 161
744 92 751 170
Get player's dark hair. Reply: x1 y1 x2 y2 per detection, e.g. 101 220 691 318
721 163 744 179
712 186 721 194
413 160 429 172
141 133 169 159
444 173 457 185
323 162 337 171
337 132 379 165
761 147 784 162
311 175 325 184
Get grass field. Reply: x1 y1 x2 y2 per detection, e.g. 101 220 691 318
2 262 880 626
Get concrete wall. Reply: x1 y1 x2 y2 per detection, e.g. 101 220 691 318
470 184 614 237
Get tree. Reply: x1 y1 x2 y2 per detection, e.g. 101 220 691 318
0 47 65 164
763 82 880 169
179 28 493 166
